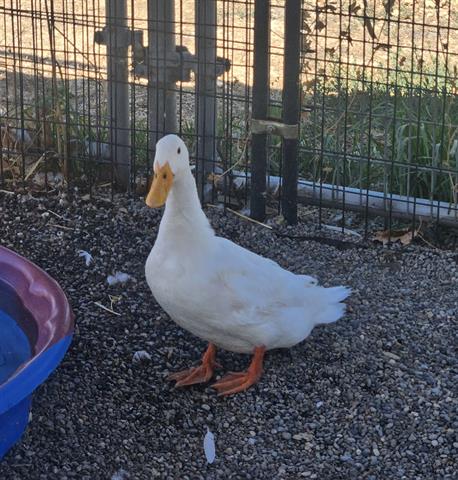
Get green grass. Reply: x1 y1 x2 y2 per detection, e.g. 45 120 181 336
300 87 458 203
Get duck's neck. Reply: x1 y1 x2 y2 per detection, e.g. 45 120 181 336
157 168 214 246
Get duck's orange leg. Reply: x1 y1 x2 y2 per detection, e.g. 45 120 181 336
168 343 220 387
211 346 266 396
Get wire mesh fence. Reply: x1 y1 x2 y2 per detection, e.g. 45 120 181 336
299 0 458 231
0 0 457 231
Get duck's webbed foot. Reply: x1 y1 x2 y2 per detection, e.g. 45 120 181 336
212 346 265 396
168 343 220 387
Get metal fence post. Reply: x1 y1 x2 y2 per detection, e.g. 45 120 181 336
250 0 270 221
105 0 130 190
195 0 217 202
147 0 177 151
281 0 301 224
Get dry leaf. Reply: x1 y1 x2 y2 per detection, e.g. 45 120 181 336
208 172 222 186
340 29 353 44
349 1 361 14
383 0 396 15
303 79 316 91
363 17 376 39
373 228 418 246
375 43 391 52
1 125 17 150
301 23 312 34
362 0 376 40
315 20 326 31
300 111 310 122
317 4 337 13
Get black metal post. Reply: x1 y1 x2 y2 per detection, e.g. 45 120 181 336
250 0 270 221
147 0 177 151
106 0 130 190
281 0 301 224
195 0 217 203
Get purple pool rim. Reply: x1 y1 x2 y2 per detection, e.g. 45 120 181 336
0 246 74 459
0 246 74 372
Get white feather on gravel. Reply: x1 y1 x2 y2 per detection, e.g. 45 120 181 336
111 469 129 480
132 350 152 363
203 427 216 464
77 249 93 266
107 272 131 285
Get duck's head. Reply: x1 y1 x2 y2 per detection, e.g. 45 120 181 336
145 134 189 208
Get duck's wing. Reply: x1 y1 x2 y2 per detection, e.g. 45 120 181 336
212 237 318 313
207 237 349 350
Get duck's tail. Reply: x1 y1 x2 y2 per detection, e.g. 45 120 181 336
313 286 351 326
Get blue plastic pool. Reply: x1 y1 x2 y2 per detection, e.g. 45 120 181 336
0 306 32 386
0 247 74 460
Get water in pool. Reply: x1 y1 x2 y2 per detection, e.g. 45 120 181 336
0 307 32 384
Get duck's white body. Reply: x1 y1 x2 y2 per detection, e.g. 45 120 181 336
145 136 350 354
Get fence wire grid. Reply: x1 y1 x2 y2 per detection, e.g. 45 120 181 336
0 0 457 233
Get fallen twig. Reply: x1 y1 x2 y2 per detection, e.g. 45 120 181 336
109 294 122 310
24 153 46 181
47 209 65 220
207 203 273 230
49 223 74 231
417 232 439 250
321 224 363 238
94 301 121 316
226 207 273 230
211 134 250 185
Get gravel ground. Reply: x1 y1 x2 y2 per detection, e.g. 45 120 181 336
0 190 457 480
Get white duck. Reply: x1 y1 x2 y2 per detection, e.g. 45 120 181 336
145 135 350 396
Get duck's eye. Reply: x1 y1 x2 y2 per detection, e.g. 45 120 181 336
163 173 167 180
177 147 181 154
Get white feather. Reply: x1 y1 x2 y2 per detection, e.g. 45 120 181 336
203 428 216 464
107 272 131 286
132 350 151 363
111 469 129 480
78 249 93 266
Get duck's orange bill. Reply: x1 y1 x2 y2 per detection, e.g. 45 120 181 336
145 162 174 208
